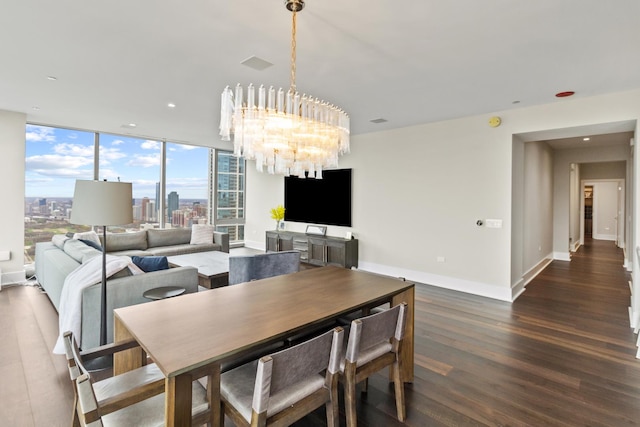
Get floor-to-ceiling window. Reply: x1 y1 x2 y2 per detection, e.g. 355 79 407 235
98 133 161 230
213 151 245 243
165 142 210 228
24 125 94 263
25 125 246 263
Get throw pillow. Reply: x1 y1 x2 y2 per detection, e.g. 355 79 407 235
79 238 103 251
73 230 101 247
131 256 169 273
190 224 214 245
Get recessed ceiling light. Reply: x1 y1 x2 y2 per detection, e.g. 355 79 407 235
512 100 521 104
370 118 388 124
167 103 176 108
32 106 40 110
121 123 137 129
555 91 575 98
583 137 590 141
47 76 57 81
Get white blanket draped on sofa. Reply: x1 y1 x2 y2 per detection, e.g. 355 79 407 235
53 254 141 354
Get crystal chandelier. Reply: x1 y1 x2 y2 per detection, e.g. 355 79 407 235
219 0 350 178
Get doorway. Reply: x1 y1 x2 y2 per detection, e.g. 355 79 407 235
580 179 625 248
584 185 593 238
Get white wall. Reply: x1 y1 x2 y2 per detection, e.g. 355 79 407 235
581 161 626 180
243 89 640 301
0 110 27 286
522 141 554 274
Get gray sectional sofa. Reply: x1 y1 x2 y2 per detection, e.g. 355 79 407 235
35 227 229 349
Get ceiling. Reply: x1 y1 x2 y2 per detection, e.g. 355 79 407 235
1 0 639 148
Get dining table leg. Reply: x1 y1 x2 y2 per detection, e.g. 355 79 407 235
113 314 145 375
166 374 193 427
207 364 223 427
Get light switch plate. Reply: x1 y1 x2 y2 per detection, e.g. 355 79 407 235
486 219 503 229
0 251 10 261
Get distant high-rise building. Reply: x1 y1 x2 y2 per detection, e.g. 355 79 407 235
167 191 179 223
39 198 48 215
141 197 150 221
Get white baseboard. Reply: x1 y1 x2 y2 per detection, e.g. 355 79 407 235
244 239 266 251
523 256 553 286
571 241 581 252
0 269 26 288
357 261 514 302
593 233 616 241
553 252 571 261
629 306 640 331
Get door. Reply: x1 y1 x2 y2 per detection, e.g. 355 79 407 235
591 181 619 242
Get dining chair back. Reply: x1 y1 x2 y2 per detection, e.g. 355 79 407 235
221 326 344 427
228 250 300 285
341 302 408 427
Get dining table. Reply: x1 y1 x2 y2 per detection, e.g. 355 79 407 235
113 265 415 427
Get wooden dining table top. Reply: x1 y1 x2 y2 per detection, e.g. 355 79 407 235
114 265 414 378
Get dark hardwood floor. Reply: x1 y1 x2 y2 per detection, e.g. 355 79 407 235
2 238 640 426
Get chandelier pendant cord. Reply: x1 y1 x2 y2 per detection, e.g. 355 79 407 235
290 9 297 93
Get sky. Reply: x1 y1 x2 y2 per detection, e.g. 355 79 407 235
25 124 210 199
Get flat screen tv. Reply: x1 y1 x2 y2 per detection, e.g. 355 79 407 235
284 168 352 227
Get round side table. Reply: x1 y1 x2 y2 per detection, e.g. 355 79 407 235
143 286 186 300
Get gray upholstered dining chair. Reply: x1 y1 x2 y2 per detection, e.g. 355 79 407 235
340 302 408 427
220 326 344 427
64 331 209 426
228 250 300 285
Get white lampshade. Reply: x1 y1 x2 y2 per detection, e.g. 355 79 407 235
70 180 133 226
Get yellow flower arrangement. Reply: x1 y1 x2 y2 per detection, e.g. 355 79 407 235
270 205 285 228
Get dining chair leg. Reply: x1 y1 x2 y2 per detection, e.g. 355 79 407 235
326 380 339 427
344 364 358 427
71 399 80 427
392 358 406 421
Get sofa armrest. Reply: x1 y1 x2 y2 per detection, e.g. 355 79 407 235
80 266 199 349
214 231 230 253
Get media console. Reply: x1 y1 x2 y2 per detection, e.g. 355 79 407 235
265 230 358 269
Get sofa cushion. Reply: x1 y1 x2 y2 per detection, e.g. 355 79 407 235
147 228 191 247
73 230 101 247
107 249 154 258
104 231 148 252
148 243 221 256
190 224 214 244
131 256 169 272
63 239 102 264
52 234 69 249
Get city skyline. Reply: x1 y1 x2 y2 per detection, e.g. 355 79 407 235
25 124 210 199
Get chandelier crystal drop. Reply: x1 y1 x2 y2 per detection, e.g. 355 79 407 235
219 0 350 178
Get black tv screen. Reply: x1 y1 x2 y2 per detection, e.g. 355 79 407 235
284 169 352 227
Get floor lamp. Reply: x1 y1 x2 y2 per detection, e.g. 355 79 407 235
70 179 133 346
